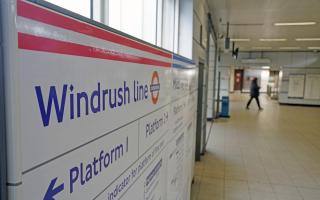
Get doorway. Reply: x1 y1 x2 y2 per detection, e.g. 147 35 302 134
234 69 244 91
196 61 208 161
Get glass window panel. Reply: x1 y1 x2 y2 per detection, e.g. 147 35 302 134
142 0 157 44
173 0 179 53
109 0 121 30
93 0 101 22
162 0 175 51
156 0 163 46
120 0 143 39
45 0 91 18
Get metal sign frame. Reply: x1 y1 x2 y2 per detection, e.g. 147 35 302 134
1 1 199 199
0 2 8 199
195 61 205 161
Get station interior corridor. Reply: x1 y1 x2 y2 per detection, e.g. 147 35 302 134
192 94 320 200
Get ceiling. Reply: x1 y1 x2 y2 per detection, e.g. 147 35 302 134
208 0 320 52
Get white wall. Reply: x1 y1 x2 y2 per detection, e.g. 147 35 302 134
218 67 231 97
193 0 222 119
279 67 320 105
178 0 193 58
192 0 210 152
207 36 216 119
192 0 209 63
219 51 320 105
242 69 270 93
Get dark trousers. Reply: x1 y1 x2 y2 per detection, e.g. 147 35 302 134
246 96 261 108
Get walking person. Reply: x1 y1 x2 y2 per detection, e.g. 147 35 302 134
246 77 263 110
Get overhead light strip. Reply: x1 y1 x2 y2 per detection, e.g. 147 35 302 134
308 47 320 50
279 47 301 50
252 47 272 50
260 38 287 42
274 22 316 26
230 38 250 42
296 38 320 41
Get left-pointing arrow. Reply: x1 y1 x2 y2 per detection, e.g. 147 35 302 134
43 177 64 200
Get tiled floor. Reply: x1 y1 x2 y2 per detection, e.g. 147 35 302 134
191 94 320 200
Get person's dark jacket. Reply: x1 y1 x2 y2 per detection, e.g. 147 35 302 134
250 80 260 97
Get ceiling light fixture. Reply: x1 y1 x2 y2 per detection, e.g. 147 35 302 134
296 38 320 41
308 47 320 50
230 38 250 42
260 38 287 42
252 47 272 50
274 22 316 26
261 66 271 69
279 47 301 50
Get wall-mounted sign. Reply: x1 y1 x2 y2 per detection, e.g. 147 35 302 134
2 1 198 199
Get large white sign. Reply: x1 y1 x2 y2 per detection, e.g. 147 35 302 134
304 74 320 100
3 1 198 199
288 74 305 98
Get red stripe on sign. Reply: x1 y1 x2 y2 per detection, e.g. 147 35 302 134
18 33 171 67
17 0 172 59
